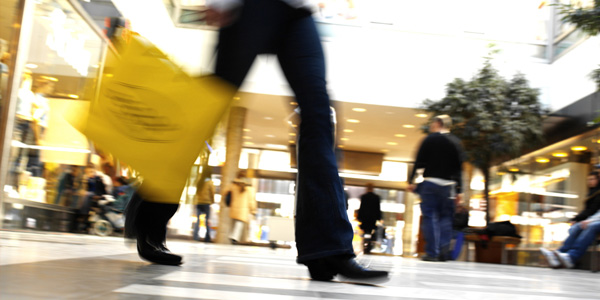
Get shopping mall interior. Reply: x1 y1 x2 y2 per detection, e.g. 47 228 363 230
1 0 600 298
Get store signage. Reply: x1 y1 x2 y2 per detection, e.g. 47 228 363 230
45 8 92 76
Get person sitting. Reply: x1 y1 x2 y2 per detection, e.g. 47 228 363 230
540 171 600 268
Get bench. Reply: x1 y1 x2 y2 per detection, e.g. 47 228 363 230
464 234 521 264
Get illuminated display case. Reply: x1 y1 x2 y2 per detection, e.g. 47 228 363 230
0 0 111 231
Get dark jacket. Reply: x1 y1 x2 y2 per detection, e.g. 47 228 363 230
572 187 600 222
409 132 465 193
357 192 382 229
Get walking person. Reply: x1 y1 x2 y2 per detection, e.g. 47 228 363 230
408 115 465 261
357 183 382 254
205 0 388 282
193 167 215 242
223 175 256 244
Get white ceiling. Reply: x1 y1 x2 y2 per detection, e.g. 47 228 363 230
235 92 428 162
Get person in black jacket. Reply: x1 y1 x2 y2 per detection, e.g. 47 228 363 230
571 171 600 223
408 115 465 261
357 183 382 254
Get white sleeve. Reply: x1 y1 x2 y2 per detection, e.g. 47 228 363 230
206 0 243 12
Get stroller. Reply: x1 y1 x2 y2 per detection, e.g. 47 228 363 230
89 185 134 236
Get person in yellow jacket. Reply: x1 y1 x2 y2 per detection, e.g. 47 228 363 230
193 167 215 242
224 177 256 243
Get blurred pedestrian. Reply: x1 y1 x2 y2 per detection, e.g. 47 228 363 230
223 175 256 243
357 183 382 254
193 167 215 242
408 115 465 261
205 0 388 282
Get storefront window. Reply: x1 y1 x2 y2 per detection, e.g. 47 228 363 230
2 0 107 230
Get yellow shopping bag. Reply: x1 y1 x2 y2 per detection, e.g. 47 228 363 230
67 35 234 203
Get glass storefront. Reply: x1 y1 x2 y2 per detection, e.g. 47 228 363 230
487 127 600 249
1 0 110 231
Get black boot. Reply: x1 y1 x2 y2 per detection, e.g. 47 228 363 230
304 255 389 283
124 192 182 265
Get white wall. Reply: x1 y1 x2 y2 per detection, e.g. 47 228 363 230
112 0 600 112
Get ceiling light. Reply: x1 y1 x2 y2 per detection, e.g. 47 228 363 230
352 108 366 112
264 116 273 120
25 63 38 69
347 119 360 123
244 141 254 145
343 129 354 133
415 113 428 118
290 101 298 105
571 146 587 151
243 128 250 132
403 124 415 128
105 74 114 77
243 136 252 139
289 140 295 143
340 138 349 141
266 134 275 138
289 133 296 136
67 94 79 99
394 134 406 138
233 97 240 100
497 172 506 176
338 145 345 148
509 168 519 172
552 152 568 157
381 149 389 152
536 158 549 163
387 142 398 145
291 124 298 128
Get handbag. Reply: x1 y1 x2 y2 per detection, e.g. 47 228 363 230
66 34 235 203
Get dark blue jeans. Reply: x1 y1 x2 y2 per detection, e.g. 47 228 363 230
418 181 455 258
215 0 354 263
558 221 600 262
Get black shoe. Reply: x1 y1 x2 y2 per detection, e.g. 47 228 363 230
137 239 182 266
304 256 389 284
421 255 439 262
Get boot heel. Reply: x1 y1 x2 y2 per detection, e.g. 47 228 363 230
305 259 337 281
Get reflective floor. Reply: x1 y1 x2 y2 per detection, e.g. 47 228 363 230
1 230 598 300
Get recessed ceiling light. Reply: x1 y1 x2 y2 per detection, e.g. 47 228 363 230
381 149 389 152
105 73 114 77
571 146 587 151
387 142 398 145
536 158 549 163
340 138 349 141
25 63 38 69
338 145 345 148
394 134 406 138
233 97 241 100
552 152 568 157
290 101 298 105
289 140 295 143
343 129 354 133
244 141 254 145
68 94 79 99
415 113 428 118
352 108 366 112
243 128 250 132
243 136 252 139
291 124 298 127
403 124 415 128
289 133 296 136
509 168 519 172
266 134 275 138
347 119 360 123
264 116 273 120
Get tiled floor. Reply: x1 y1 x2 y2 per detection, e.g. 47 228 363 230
1 230 598 299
